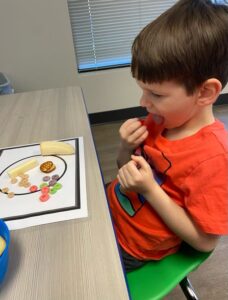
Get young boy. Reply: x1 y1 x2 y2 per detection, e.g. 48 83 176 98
107 0 228 272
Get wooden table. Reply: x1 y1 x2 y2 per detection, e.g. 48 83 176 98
0 87 129 300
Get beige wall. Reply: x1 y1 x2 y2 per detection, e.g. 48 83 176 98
0 1 76 94
0 0 227 114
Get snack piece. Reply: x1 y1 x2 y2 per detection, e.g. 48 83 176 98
40 161 56 173
49 179 57 186
43 176 51 182
40 141 75 155
11 177 18 184
39 194 50 202
7 158 39 178
30 185 38 192
0 236 6 256
7 192 15 198
41 186 50 194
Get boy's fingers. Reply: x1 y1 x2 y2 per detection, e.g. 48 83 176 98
127 121 144 134
117 174 124 187
131 155 149 169
120 185 128 195
121 118 139 129
121 118 144 133
133 129 149 145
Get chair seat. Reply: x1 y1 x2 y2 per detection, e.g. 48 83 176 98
126 244 211 300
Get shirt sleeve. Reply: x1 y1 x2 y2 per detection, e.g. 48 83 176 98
184 154 228 235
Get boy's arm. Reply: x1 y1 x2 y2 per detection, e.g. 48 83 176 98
117 155 220 252
144 181 220 252
117 118 148 168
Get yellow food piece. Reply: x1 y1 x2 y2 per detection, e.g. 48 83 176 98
40 141 75 155
7 158 39 178
0 236 6 256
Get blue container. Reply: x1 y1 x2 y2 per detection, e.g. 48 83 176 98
0 73 14 95
0 220 10 284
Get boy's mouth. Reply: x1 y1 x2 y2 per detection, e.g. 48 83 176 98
152 114 164 125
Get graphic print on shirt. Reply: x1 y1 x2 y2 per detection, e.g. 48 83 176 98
115 145 171 217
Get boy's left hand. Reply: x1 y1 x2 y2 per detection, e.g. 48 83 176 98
117 155 157 195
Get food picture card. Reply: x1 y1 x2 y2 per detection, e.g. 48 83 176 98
0 137 88 230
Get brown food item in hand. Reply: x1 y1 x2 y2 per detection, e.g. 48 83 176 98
40 161 56 173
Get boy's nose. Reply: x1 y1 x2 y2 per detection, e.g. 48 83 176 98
140 96 150 108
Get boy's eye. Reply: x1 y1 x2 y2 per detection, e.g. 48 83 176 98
151 92 161 98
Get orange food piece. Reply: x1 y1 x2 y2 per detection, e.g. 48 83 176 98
40 161 56 173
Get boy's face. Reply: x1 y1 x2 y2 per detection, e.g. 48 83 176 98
137 80 199 129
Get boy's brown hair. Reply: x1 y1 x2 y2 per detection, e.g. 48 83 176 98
131 0 228 94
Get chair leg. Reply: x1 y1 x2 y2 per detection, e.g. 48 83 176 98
179 277 199 300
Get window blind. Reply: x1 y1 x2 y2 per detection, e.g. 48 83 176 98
67 0 177 72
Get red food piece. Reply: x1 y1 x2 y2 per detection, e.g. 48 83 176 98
30 185 38 192
39 194 50 202
41 186 50 194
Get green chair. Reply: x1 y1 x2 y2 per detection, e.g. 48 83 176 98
126 243 212 300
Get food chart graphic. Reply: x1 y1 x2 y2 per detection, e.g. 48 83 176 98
0 137 87 230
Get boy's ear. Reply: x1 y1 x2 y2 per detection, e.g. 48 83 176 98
196 78 222 106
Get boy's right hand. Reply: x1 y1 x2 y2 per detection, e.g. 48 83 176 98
119 118 148 152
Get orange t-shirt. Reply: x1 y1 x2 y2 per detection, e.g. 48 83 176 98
107 114 228 260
